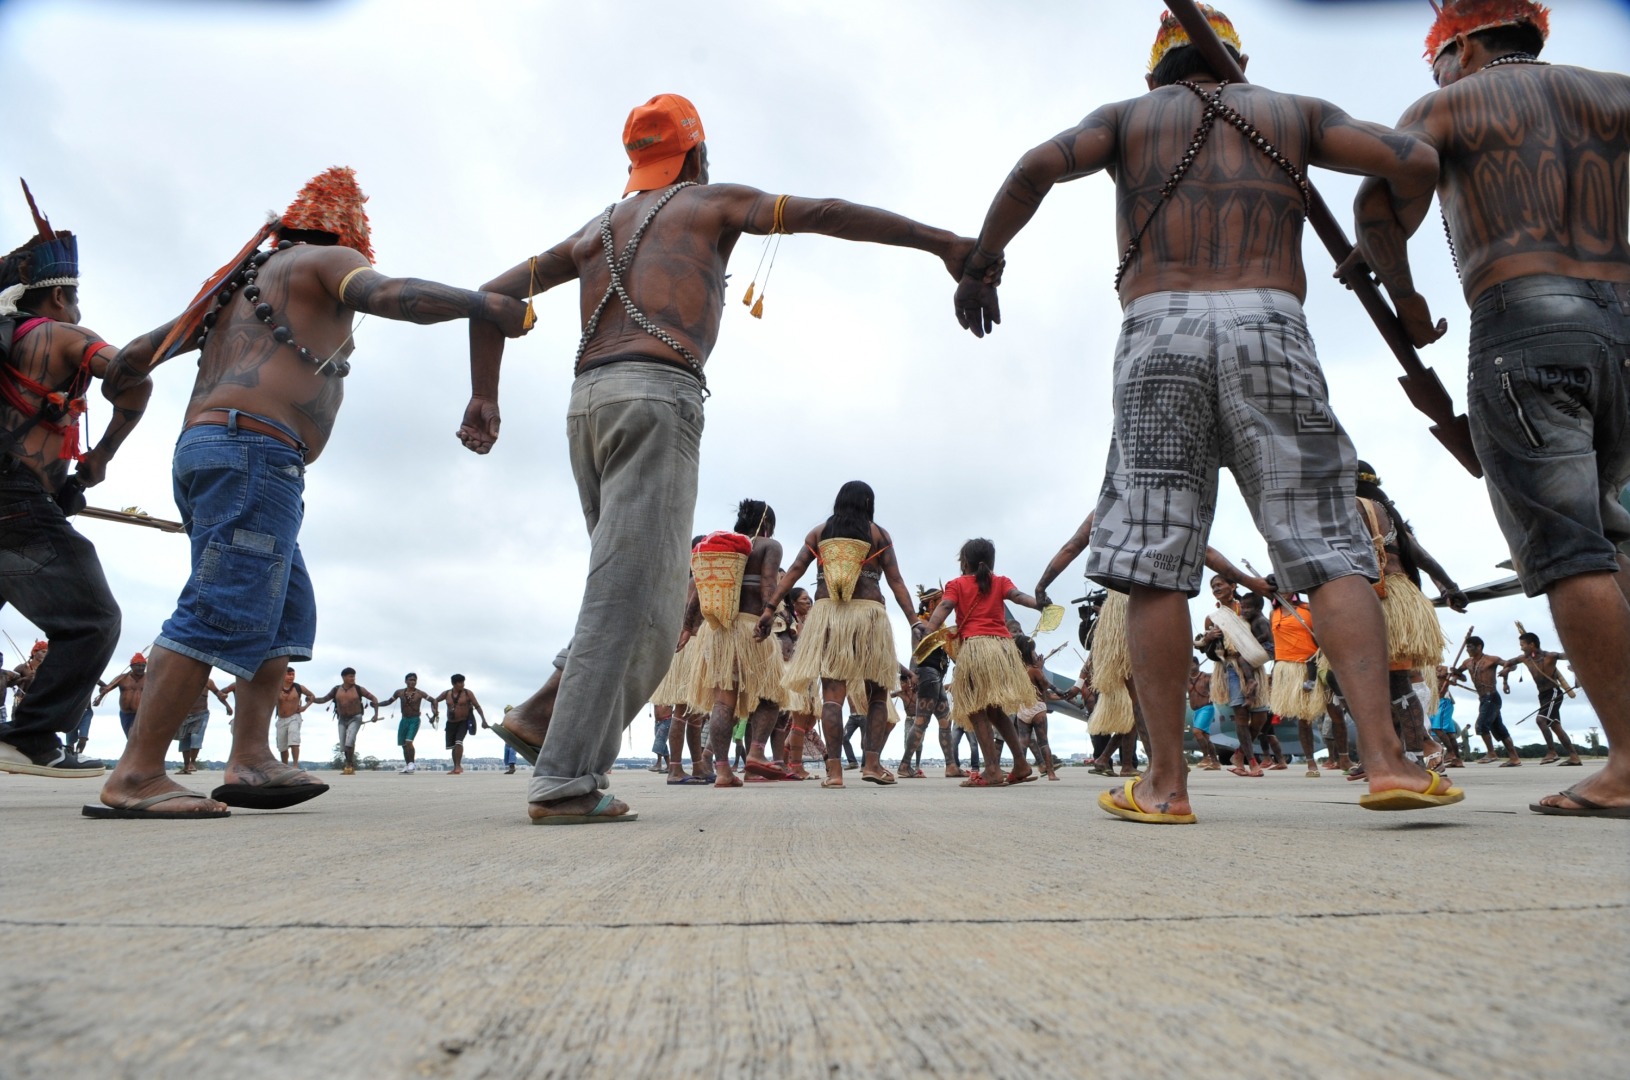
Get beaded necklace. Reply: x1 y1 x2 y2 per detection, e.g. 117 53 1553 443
194 241 354 377
1440 55 1549 282
575 182 706 392
1114 82 1312 292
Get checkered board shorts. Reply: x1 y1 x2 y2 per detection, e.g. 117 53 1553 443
1086 288 1378 596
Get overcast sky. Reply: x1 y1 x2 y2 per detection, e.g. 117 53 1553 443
2 0 1626 767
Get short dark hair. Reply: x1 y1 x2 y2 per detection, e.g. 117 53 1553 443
734 498 775 536
1150 42 1242 89
1519 632 1540 647
1466 636 1483 648
341 666 356 677
405 672 417 680
1469 22 1545 58
451 673 465 684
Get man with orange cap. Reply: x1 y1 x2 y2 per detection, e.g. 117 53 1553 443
468 94 974 824
1352 2 1630 819
955 6 1459 824
94 653 149 737
88 168 530 819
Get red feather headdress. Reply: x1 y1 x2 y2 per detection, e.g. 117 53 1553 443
1424 0 1550 62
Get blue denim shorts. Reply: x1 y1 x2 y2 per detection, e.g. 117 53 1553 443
156 415 316 680
1468 276 1630 596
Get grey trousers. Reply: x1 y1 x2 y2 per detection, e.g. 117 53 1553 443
529 362 704 803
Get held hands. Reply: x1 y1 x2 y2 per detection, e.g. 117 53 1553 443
457 396 502 455
954 275 1001 339
1439 585 1469 613
753 611 774 642
1035 586 1052 608
909 620 929 644
487 294 533 339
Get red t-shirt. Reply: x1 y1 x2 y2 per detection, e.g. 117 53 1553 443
943 574 1014 639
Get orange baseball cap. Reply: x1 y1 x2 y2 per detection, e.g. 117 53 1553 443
622 94 705 197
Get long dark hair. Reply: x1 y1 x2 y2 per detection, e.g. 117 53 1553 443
1355 461 1421 588
821 480 875 542
960 537 996 595
735 499 774 536
1015 634 1037 666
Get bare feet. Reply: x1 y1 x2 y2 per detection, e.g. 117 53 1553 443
98 769 226 816
527 792 633 822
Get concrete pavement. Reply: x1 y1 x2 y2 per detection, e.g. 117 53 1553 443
1 761 1625 1079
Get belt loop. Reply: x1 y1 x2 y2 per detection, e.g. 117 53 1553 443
225 409 240 435
1588 281 1612 308
1494 283 1507 314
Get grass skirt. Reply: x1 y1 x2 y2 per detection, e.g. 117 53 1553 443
1381 574 1448 669
1269 659 1329 721
1090 592 1131 687
784 678 822 717
1088 689 1135 735
949 635 1037 732
691 613 786 719
649 637 701 708
784 598 898 693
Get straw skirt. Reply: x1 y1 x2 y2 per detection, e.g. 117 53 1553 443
949 635 1037 732
783 598 899 692
649 637 702 709
691 613 786 719
1268 659 1330 721
1088 592 1135 735
1381 574 1448 669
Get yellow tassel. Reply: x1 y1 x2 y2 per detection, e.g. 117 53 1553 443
742 283 755 307
521 298 536 331
750 296 764 319
521 255 538 331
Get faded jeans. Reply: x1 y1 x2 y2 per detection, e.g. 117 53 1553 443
529 361 703 803
0 464 120 757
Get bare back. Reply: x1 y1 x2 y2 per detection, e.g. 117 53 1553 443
1413 65 1630 300
1111 84 1319 301
1 319 112 491
187 244 360 460
571 185 772 370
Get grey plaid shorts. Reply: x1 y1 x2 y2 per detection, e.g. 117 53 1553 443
1086 289 1378 596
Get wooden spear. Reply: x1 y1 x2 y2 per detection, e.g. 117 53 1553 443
1164 0 1482 477
77 506 185 533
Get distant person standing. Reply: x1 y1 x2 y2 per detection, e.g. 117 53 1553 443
94 653 148 736
275 668 315 765
435 675 486 775
378 673 438 774
313 668 379 776
1452 639 1522 766
177 679 233 775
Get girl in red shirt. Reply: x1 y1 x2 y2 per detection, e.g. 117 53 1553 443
921 538 1048 787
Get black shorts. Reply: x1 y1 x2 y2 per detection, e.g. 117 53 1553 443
1537 687 1564 723
445 720 468 749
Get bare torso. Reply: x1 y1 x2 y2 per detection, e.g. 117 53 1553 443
277 683 310 718
1463 654 1503 695
332 684 365 719
1420 65 1630 300
116 673 144 713
186 244 359 460
736 535 783 616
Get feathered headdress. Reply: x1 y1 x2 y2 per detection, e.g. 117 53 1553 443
0 179 79 317
155 166 373 362
1149 4 1242 73
1424 0 1550 62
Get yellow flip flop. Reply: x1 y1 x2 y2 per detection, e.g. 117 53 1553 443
1097 778 1197 825
1358 770 1465 812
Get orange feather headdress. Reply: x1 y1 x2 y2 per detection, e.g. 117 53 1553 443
1424 0 1550 62
156 166 373 361
1149 5 1242 74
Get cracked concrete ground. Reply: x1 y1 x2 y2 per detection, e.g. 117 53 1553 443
1 762 1625 1079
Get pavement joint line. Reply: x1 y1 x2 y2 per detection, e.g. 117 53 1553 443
5 901 1622 934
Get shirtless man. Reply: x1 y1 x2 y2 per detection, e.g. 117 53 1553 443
275 667 315 765
1198 577 1264 777
1453 638 1522 766
90 168 526 818
687 500 788 788
94 653 148 737
1502 633 1582 766
314 668 381 776
464 94 973 823
435 674 486 775
1353 1 1630 816
378 672 439 774
959 7 1454 823
0 191 145 780
177 679 232 775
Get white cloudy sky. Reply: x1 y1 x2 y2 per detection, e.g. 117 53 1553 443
2 0 1625 766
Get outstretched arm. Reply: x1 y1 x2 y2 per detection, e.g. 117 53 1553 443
1399 528 1466 610
461 233 584 455
1035 512 1094 607
1203 549 1271 597
756 531 819 639
1004 585 1044 613
75 323 169 488
712 186 970 280
956 106 1120 337
922 596 956 635
311 686 338 705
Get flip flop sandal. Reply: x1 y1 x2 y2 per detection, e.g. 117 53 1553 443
489 721 542 767
1499 760 1524 767
1529 787 1630 818
1557 760 1584 766
82 789 230 819
211 766 329 810
1097 778 1196 824
1006 771 1038 784
1358 770 1466 811
530 791 638 825
958 773 1005 788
